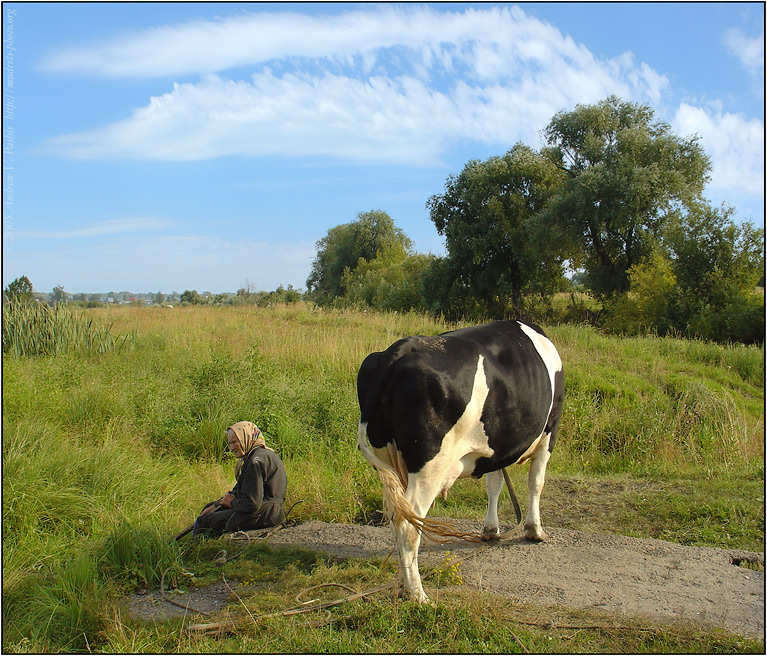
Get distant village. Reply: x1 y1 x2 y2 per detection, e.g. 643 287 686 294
23 285 304 308
37 290 185 307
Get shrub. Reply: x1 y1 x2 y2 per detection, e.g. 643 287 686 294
605 251 676 336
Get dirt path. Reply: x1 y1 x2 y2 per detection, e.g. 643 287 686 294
267 519 764 639
126 520 764 640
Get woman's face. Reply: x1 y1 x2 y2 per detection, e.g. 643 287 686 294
226 431 245 458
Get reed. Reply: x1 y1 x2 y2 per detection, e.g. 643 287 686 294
2 301 134 357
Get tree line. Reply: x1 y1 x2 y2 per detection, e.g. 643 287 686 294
2 278 303 308
305 97 764 344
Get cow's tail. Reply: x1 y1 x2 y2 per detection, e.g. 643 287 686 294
358 423 481 543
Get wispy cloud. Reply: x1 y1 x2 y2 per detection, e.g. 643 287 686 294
15 217 169 239
37 5 761 214
42 7 668 164
722 28 764 73
39 6 617 80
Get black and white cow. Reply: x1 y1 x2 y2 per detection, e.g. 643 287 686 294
357 320 564 602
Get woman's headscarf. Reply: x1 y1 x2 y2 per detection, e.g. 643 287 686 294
227 421 267 479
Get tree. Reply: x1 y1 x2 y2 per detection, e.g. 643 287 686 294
154 291 166 305
541 96 711 299
237 280 255 301
51 286 67 304
605 250 677 336
663 203 764 343
180 289 203 305
342 243 435 312
306 210 412 304
4 275 33 304
275 284 302 304
426 143 565 318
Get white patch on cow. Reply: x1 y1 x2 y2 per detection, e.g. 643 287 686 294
514 432 543 465
517 322 561 423
357 420 367 448
414 354 494 491
384 354 496 603
358 421 389 477
482 469 505 537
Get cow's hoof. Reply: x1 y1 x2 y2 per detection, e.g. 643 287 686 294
481 526 501 541
408 590 430 604
395 581 430 604
524 523 547 542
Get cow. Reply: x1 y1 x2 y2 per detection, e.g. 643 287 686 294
356 320 564 603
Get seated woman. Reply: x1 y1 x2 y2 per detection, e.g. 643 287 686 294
194 421 287 536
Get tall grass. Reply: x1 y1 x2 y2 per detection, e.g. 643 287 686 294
548 324 764 473
2 302 135 357
1 419 221 651
2 303 763 652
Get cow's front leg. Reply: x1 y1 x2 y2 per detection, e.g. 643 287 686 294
482 469 504 540
525 433 551 541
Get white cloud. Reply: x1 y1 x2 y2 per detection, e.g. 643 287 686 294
14 217 170 239
722 28 764 73
36 6 762 219
43 6 669 164
45 73 457 164
40 6 589 80
673 102 764 198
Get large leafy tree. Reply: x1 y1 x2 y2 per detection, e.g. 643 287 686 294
541 96 711 299
426 143 565 317
604 203 764 343
307 210 412 305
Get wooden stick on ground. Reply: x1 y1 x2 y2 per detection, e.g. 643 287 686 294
175 523 195 541
186 582 397 634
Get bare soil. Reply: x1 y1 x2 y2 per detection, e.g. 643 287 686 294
126 518 764 640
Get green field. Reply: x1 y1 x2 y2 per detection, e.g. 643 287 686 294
3 304 764 653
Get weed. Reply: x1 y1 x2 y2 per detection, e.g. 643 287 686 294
429 550 465 587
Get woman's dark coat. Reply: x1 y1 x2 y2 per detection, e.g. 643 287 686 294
196 446 287 535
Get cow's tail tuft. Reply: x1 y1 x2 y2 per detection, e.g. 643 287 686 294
358 424 482 543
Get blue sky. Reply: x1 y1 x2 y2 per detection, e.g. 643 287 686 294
2 2 764 295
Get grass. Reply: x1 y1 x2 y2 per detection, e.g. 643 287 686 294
94 541 765 654
2 303 764 652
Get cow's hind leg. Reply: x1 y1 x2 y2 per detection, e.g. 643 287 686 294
524 433 551 541
393 471 446 603
393 517 426 601
482 469 504 540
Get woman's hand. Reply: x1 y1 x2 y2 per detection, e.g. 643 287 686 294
198 503 217 518
218 493 235 508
